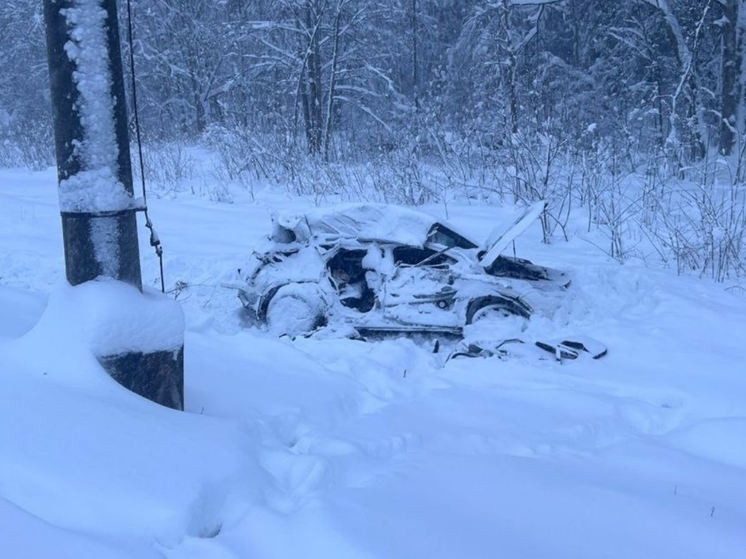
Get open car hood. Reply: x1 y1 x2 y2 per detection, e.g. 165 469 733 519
479 201 546 270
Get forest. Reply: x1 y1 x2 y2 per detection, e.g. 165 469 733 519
1 0 745 280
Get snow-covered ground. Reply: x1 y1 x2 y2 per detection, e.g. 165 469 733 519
1 167 745 558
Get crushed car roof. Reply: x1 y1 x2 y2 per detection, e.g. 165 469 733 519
274 203 471 248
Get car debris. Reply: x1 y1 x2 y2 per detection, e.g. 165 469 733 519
535 336 608 360
226 202 573 340
447 336 607 363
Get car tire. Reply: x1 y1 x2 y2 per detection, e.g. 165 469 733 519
464 296 531 339
465 295 531 325
265 284 327 337
468 303 517 323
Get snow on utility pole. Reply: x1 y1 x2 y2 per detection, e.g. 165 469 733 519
44 0 184 410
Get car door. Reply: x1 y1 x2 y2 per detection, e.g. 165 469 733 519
381 246 460 328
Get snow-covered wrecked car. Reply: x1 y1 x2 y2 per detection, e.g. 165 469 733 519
230 202 569 337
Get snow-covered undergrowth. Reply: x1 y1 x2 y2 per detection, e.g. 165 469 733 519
141 139 746 283
1 165 745 558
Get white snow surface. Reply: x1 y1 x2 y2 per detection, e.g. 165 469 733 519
284 203 451 247
1 166 746 558
10 278 185 359
305 204 442 247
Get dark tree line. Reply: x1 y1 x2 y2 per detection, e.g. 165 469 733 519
1 0 745 169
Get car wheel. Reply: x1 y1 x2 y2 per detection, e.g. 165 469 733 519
265 284 327 337
465 297 529 339
468 303 516 323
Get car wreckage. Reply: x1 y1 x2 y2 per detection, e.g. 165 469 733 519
228 202 578 343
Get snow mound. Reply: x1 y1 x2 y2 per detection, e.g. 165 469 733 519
14 278 184 360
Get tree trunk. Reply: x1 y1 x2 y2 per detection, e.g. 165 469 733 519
412 0 419 114
323 1 343 161
720 0 738 155
305 2 324 156
501 0 519 137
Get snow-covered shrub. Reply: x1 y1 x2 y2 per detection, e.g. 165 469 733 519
205 125 299 201
0 120 54 171
643 159 746 281
138 142 197 194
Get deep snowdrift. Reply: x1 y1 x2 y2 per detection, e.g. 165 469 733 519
1 167 745 558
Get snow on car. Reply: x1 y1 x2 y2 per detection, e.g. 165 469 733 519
230 201 570 338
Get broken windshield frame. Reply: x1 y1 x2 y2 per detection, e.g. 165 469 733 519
413 245 457 267
426 224 478 250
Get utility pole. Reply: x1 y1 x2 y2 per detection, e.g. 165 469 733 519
45 0 141 288
44 0 184 410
